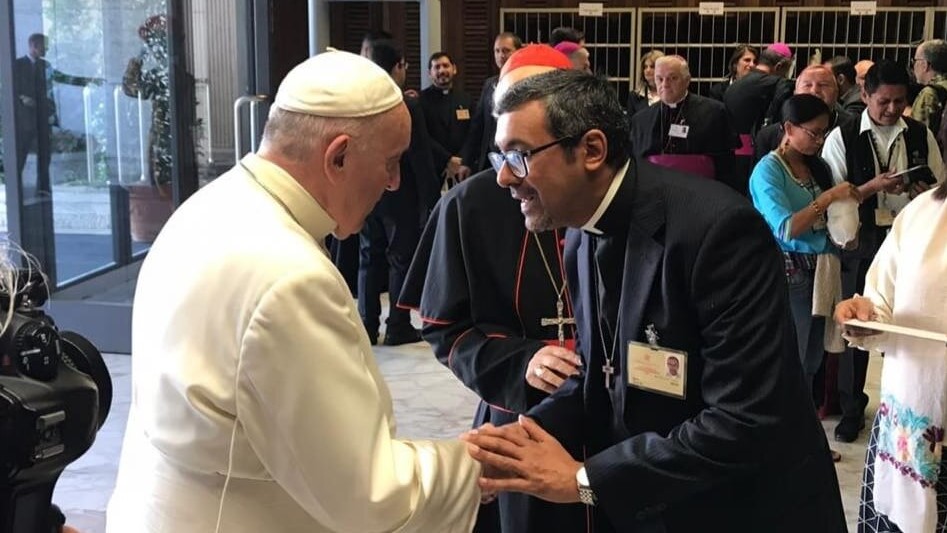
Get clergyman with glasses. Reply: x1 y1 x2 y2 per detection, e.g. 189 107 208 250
462 68 847 532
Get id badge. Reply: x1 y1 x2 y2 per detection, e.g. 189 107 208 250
874 208 895 227
627 341 687 399
456 108 470 121
668 124 689 139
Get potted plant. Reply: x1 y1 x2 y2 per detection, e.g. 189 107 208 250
121 14 199 242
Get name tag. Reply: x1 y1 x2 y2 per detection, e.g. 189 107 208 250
627 341 687 399
668 124 689 139
874 207 895 227
456 108 470 121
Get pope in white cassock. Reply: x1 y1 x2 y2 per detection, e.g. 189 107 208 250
106 51 483 532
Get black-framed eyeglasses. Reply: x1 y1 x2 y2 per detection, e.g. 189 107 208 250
488 135 581 180
796 124 828 142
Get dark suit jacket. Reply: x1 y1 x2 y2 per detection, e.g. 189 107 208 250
724 70 794 135
377 97 439 221
460 76 498 173
840 86 866 117
528 160 846 533
13 56 53 136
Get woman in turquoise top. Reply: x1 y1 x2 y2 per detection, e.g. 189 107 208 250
749 94 860 407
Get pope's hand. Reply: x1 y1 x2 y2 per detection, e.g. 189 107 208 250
462 416 582 504
526 346 582 394
834 296 880 337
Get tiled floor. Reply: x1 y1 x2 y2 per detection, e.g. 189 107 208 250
53 314 881 532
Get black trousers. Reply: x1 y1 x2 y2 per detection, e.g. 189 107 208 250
839 254 872 422
357 207 421 335
16 126 52 193
328 235 359 297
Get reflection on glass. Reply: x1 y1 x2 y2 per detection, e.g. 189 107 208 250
9 1 169 287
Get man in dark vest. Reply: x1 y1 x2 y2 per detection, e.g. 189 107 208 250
821 59 946 442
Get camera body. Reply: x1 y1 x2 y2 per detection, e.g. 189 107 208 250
0 271 111 533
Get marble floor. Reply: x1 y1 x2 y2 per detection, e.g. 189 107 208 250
53 309 881 533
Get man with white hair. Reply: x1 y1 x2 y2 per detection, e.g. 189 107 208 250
106 51 483 533
630 55 737 184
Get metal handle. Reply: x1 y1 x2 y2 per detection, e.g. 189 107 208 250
112 85 125 184
137 92 148 182
199 81 214 166
233 94 269 161
82 86 95 184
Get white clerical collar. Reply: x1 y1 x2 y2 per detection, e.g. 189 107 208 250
858 110 906 135
581 159 631 235
665 92 688 109
239 153 337 241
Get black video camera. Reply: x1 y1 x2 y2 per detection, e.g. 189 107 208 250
0 270 112 533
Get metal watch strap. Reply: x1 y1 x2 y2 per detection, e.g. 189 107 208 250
576 467 597 506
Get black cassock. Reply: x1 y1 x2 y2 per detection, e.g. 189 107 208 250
419 85 473 177
629 92 738 187
723 70 794 195
399 170 589 533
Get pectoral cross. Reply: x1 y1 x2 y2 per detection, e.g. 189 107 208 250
602 361 615 390
541 298 576 347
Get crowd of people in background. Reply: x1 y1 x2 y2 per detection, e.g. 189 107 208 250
333 28 947 532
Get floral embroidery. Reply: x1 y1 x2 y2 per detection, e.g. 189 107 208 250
876 395 944 488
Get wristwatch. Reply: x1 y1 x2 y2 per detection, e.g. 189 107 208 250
576 466 597 506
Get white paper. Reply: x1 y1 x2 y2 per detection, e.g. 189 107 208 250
578 2 604 17
699 2 725 16
844 319 947 344
850 1 877 16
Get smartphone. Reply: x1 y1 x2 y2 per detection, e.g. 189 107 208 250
890 165 936 185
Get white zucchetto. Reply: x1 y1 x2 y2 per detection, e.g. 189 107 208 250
273 50 403 118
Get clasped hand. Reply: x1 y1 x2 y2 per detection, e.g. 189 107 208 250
461 415 582 504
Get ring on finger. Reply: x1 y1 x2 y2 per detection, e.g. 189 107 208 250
533 365 545 378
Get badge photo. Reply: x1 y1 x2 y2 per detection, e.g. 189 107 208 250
626 325 687 399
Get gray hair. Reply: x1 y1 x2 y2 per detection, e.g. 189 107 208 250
654 55 691 79
260 107 373 161
921 39 947 74
495 69 631 169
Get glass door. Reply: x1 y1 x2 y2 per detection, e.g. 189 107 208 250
1 0 260 352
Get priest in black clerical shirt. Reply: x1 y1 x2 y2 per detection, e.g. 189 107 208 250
464 68 846 533
629 55 738 185
419 52 472 187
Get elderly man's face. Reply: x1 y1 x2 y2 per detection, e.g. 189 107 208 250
913 44 932 85
796 69 839 107
336 104 411 238
571 48 591 74
494 100 586 231
654 62 689 104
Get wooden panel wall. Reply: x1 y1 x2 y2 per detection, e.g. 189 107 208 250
498 0 941 6
330 0 947 103
328 2 421 91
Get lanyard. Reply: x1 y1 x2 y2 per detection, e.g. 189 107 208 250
867 129 900 173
